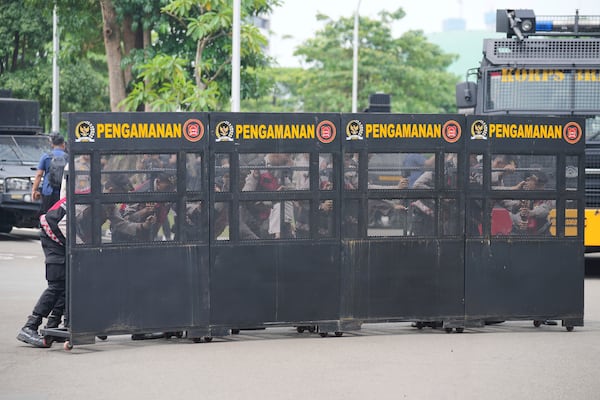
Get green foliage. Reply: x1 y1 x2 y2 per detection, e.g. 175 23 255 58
123 0 279 111
266 9 459 113
120 54 219 111
0 0 107 132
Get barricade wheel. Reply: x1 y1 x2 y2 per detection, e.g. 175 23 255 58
308 326 316 333
97 335 107 341
64 341 73 351
192 337 203 343
203 336 213 342
444 328 453 334
231 329 240 335
319 332 328 338
533 320 542 328
566 326 574 332
334 332 343 337
455 328 464 333
296 327 305 333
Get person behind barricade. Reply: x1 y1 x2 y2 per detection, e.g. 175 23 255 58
410 168 435 236
31 134 67 215
506 171 554 236
17 198 67 347
491 155 517 188
239 164 268 240
291 153 310 238
240 153 293 239
404 154 435 188
75 175 155 245
367 176 410 228
264 153 295 239
117 172 175 242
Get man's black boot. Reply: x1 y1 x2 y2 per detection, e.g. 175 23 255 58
16 315 48 348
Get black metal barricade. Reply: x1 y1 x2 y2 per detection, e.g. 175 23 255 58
464 115 585 330
207 113 345 334
50 112 586 349
340 114 467 330
64 112 210 345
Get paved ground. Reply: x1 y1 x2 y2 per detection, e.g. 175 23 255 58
1 229 600 400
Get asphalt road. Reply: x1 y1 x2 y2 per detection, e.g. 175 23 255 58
1 228 600 400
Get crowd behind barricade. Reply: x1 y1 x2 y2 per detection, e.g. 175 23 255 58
362 152 557 238
238 152 334 240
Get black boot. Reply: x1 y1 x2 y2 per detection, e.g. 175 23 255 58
17 315 48 348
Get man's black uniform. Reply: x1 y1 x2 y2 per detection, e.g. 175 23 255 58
17 198 66 347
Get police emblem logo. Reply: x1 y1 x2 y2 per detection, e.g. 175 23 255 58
442 120 461 143
215 121 234 142
74 121 95 142
317 120 336 143
563 122 582 144
470 120 488 140
183 119 204 142
345 120 364 140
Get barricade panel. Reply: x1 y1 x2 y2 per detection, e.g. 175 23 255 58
340 113 466 325
67 112 210 339
464 115 585 326
208 113 342 328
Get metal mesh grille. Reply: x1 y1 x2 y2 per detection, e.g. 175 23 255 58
487 39 600 64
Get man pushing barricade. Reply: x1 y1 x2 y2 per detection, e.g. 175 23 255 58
16 198 68 347
16 174 157 348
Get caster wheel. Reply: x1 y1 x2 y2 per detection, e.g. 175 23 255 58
444 327 453 334
203 336 213 342
334 331 343 337
97 335 107 341
231 329 240 335
192 337 203 343
533 320 542 328
566 326 574 332
64 341 73 351
42 337 53 348
296 327 305 333
308 325 316 333
455 328 464 333
175 331 184 339
319 332 328 338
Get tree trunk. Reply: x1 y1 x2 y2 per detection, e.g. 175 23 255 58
100 0 126 111
11 31 19 71
122 14 136 87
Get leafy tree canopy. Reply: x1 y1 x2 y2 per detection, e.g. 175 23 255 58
282 9 459 113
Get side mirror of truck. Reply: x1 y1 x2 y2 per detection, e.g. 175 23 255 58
456 81 477 113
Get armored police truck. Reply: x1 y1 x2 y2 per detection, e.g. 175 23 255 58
0 95 47 233
456 9 600 250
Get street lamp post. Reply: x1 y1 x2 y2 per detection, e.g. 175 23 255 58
351 0 361 113
52 3 60 133
231 0 241 112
